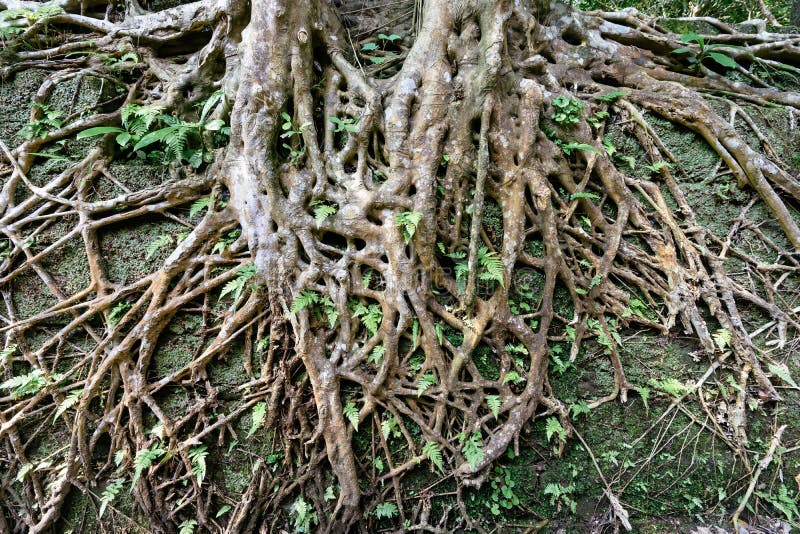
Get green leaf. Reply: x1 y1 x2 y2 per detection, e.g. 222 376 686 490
352 302 382 336
199 90 224 124
188 445 208 486
713 328 731 351
381 417 400 440
219 265 257 305
486 394 502 419
422 441 443 472
416 371 437 397
361 42 378 51
247 402 267 438
680 32 703 45
310 200 337 226
395 211 422 243
595 90 627 103
767 362 799 390
648 377 689 398
671 47 692 55
636 387 650 413
131 445 166 490
178 519 197 534
0 344 17 362
53 388 82 422
478 247 505 287
145 235 172 260
368 344 385 366
374 502 399 519
189 196 213 218
324 486 336 501
462 432 484 471
77 126 125 139
16 463 33 482
343 401 360 431
545 417 566 443
570 401 591 418
0 368 47 397
707 52 736 69
570 191 600 201
99 478 124 518
290 289 319 314
216 504 232 518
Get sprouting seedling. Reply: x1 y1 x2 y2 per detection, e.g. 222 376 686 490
672 32 740 72
328 115 359 133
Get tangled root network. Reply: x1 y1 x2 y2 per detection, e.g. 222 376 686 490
0 0 799 531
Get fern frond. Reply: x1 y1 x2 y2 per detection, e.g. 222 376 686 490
99 478 124 518
247 402 267 438
478 247 504 287
290 290 319 314
188 445 208 486
422 441 443 472
416 371 437 397
485 394 502 419
343 401 359 431
190 196 213 218
461 432 484 471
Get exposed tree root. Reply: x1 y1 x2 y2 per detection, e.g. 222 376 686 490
0 0 799 531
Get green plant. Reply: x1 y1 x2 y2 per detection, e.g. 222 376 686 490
0 367 56 398
595 90 627 103
648 377 689 398
460 432 484 471
543 482 577 513
188 445 208 486
486 466 521 516
374 501 399 519
19 103 65 140
328 115 359 133
381 416 401 440
79 92 227 167
211 229 240 255
756 484 800 523
78 104 163 151
422 441 443 472
178 519 197 534
131 444 166 489
394 211 422 243
352 301 383 336
146 235 173 260
107 301 132 327
219 265 257 307
280 111 308 164
672 32 739 72
551 96 584 125
310 199 337 225
53 388 82 422
247 401 267 438
557 140 602 156
290 289 339 328
367 344 385 366
98 478 124 518
545 417 567 444
343 401 360 431
0 2 63 41
416 371 437 396
485 394 502 419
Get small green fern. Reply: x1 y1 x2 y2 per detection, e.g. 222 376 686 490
343 401 360 431
188 445 208 486
395 211 422 243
